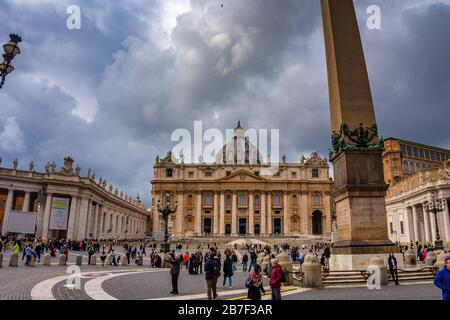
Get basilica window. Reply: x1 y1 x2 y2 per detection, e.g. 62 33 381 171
225 195 232 206
204 194 213 206
274 194 281 206
254 195 260 206
187 195 193 207
312 169 319 178
313 194 321 206
291 172 297 179
204 171 213 177
166 169 173 177
188 171 194 178
239 194 247 206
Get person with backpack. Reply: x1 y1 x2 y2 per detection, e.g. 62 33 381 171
169 252 182 295
204 250 221 300
269 258 283 300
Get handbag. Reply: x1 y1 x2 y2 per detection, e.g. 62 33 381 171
245 277 253 288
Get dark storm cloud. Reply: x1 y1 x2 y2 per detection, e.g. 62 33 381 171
0 0 449 205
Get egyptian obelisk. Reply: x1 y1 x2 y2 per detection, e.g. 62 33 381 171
321 0 398 270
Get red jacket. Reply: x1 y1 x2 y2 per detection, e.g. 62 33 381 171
269 264 283 289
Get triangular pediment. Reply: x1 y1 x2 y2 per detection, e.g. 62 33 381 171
218 169 267 182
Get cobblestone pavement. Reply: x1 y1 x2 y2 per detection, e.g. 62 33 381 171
0 246 444 301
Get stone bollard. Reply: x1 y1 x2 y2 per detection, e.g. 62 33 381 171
9 253 19 267
90 254 97 266
425 251 437 266
43 253 51 266
277 251 293 285
106 255 113 266
59 254 67 266
367 257 388 287
121 255 128 266
261 255 270 275
302 251 322 288
76 254 83 266
404 248 417 267
434 252 450 271
0 253 3 268
29 256 36 267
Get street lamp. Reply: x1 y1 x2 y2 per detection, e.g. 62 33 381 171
423 192 446 250
0 34 22 90
156 193 178 252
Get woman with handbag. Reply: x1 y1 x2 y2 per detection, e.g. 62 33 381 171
247 264 265 300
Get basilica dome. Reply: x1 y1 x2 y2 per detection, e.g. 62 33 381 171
215 121 264 165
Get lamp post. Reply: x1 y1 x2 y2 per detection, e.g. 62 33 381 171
0 34 22 90
423 192 445 250
157 193 178 252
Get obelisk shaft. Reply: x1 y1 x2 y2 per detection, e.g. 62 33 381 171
321 0 377 133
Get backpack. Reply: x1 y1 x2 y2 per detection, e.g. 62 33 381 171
213 260 221 278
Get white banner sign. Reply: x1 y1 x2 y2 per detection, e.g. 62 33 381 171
6 210 36 234
49 197 70 230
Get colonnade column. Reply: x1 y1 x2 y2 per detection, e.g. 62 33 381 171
442 200 450 241
67 196 78 240
41 193 53 240
77 197 90 240
22 192 31 212
1 189 14 236
423 205 431 243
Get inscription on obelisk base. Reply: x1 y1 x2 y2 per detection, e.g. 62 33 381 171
321 0 399 270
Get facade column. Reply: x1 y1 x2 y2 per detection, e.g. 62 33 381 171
41 193 53 240
429 211 437 243
213 192 219 236
92 203 100 239
67 196 78 240
77 198 90 240
412 206 420 242
22 192 31 212
301 191 309 234
1 189 14 236
267 192 272 235
283 192 289 235
442 200 450 242
176 192 184 237
260 192 266 236
249 192 254 236
231 191 237 236
195 192 202 235
104 210 110 234
152 193 160 235
422 204 431 243
219 192 225 235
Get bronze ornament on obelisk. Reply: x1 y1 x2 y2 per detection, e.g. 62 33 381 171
321 0 398 270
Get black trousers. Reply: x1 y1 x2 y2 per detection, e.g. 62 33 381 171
390 269 399 285
171 274 179 293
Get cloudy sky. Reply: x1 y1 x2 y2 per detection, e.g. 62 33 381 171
1 0 449 206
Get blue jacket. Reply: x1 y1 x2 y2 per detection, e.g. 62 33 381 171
434 268 450 300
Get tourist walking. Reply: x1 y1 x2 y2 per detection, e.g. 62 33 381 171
247 264 266 300
388 252 399 285
242 253 248 272
204 250 221 300
100 251 107 266
434 257 450 300
269 258 283 300
169 252 181 295
223 255 233 288
231 252 238 271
